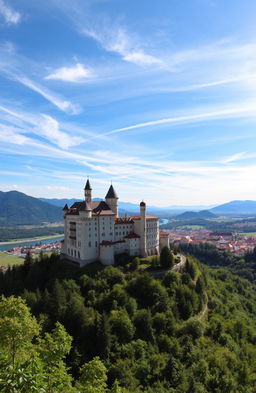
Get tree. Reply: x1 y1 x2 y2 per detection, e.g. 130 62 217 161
96 312 111 359
110 380 125 393
110 310 135 344
134 309 154 342
38 322 74 393
160 247 174 269
130 257 140 271
0 296 39 366
77 356 107 393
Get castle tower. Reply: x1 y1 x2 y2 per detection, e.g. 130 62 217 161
84 179 92 203
140 201 147 257
105 184 118 218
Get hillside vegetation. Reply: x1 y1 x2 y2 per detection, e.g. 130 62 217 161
0 191 62 226
0 252 256 392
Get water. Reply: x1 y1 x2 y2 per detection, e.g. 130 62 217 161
160 219 169 225
0 236 64 251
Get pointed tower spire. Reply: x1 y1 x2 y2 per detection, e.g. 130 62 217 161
84 178 92 191
105 184 118 199
105 184 119 217
84 178 92 203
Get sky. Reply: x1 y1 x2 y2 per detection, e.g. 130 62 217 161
1 0 256 206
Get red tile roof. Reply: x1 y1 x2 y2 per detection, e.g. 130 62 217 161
160 231 169 236
131 214 158 221
124 233 140 239
115 217 134 224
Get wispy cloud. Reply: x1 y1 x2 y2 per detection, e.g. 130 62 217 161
223 152 247 163
0 0 20 25
45 62 94 83
0 106 84 149
39 114 84 149
104 102 256 136
14 75 80 114
84 26 163 67
0 44 80 114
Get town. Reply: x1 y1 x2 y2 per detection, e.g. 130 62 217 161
167 228 256 256
0 240 62 273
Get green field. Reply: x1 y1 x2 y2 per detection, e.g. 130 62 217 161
179 225 204 229
0 252 24 266
239 232 256 237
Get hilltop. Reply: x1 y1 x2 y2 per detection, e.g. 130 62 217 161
0 191 62 226
175 209 216 220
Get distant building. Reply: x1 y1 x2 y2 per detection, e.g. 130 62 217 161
61 180 169 266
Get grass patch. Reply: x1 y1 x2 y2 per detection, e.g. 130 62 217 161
239 232 256 237
0 252 24 266
179 225 204 230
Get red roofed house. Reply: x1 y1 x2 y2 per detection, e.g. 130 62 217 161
61 180 169 266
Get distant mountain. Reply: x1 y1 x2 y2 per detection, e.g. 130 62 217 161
39 198 83 207
0 191 62 226
175 210 216 220
210 200 256 216
40 197 213 215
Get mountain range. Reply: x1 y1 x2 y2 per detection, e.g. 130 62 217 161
2 191 256 226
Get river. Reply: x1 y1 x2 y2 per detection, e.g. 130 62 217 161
0 236 64 251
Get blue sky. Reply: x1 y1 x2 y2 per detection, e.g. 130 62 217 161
1 0 256 206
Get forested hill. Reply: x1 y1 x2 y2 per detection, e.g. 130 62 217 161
0 253 256 392
0 190 62 225
175 209 216 219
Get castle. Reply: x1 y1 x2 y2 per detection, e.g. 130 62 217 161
61 180 169 266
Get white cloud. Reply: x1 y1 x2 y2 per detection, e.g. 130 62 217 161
38 114 84 149
84 26 163 67
223 152 247 163
0 106 85 149
123 52 163 66
0 0 20 25
0 124 30 145
45 63 94 83
104 102 256 136
15 76 80 114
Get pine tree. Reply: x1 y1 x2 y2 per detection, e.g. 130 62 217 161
160 246 174 269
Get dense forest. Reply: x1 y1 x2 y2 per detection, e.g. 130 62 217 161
0 250 256 392
0 226 64 242
179 242 256 282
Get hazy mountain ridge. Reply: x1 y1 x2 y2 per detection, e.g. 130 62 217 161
0 191 62 226
175 210 216 220
3 192 256 227
210 200 256 215
40 197 213 214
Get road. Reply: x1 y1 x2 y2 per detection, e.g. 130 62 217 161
150 254 186 277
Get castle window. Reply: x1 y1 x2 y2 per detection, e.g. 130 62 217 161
88 242 91 247
71 249 73 256
68 248 70 254
74 250 76 257
95 241 98 247
78 251 80 258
